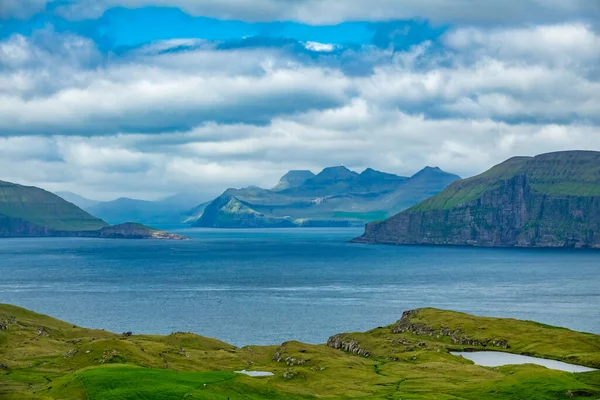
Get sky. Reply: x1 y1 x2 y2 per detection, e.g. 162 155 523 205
1 1 599 200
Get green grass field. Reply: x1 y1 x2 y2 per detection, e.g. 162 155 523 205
1 304 599 399
410 151 600 212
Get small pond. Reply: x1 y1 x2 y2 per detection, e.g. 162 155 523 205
451 351 597 373
235 370 274 377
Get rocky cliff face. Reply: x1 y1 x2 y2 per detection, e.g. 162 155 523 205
355 152 600 249
0 214 53 237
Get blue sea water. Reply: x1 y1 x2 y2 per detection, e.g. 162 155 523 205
0 228 599 346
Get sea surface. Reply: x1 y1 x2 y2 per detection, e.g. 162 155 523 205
1 228 599 346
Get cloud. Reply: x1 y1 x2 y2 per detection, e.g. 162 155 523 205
0 0 51 19
0 22 599 199
0 32 351 135
44 0 600 25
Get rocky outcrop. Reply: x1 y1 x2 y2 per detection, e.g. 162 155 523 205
355 152 600 249
326 335 371 357
0 315 17 330
393 309 510 349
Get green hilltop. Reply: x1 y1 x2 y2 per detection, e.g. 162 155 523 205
0 180 186 239
1 304 599 399
0 180 108 232
355 151 600 248
412 151 600 212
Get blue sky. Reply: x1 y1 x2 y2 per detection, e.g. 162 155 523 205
0 1 599 199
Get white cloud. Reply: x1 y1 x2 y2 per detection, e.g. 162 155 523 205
0 23 599 199
304 42 337 52
45 0 600 25
0 0 51 19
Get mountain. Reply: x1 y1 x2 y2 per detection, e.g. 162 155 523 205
192 166 460 228
0 180 108 233
78 192 212 226
272 170 315 191
54 191 100 210
354 151 600 248
0 180 186 239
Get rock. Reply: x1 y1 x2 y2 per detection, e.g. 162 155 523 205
566 389 595 397
178 348 189 358
327 335 371 358
393 309 510 350
37 327 50 337
283 369 296 379
64 348 78 358
0 363 8 370
122 331 133 337
0 316 16 330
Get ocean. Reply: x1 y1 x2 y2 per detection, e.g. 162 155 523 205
1 228 599 346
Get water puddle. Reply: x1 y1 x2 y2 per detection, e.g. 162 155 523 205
451 351 597 373
235 370 274 377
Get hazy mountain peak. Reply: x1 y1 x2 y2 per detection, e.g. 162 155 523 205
360 168 406 181
272 170 315 191
313 165 359 180
55 191 101 210
411 166 459 180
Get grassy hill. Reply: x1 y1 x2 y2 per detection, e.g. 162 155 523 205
1 304 599 399
356 151 600 248
0 180 108 232
412 151 600 212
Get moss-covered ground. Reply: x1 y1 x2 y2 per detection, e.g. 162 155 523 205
1 305 599 399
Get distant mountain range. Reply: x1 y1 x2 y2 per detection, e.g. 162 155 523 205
192 166 461 228
0 181 185 239
56 191 212 226
354 151 600 249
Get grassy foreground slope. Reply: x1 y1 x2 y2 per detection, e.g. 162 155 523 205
0 305 599 399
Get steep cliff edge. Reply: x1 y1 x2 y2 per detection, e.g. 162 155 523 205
354 151 600 248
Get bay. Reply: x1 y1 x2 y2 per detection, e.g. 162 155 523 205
0 228 599 346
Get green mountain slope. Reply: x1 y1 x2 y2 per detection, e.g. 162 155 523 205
355 151 600 248
0 180 108 232
1 304 599 399
193 166 460 228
